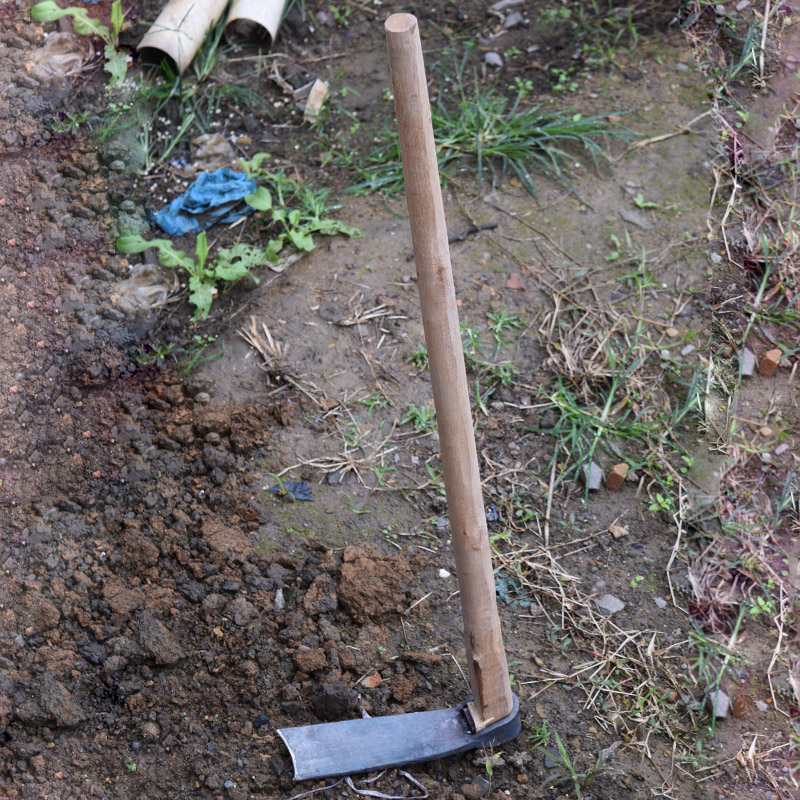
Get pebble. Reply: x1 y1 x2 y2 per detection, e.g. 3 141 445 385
741 348 756 377
582 461 603 491
660 349 671 360
708 689 730 719
680 344 696 357
274 588 285 611
438 568 451 578
775 443 790 456
503 11 524 29
485 52 504 68
654 596 668 609
224 780 236 790
194 391 211 405
595 594 625 615
710 251 723 264
759 426 773 437
665 327 678 338
109 160 126 172
253 714 269 728
675 62 689 72
756 700 768 712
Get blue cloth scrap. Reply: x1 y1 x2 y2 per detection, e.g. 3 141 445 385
266 481 313 502
154 169 257 236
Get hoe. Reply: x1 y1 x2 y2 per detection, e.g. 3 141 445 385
278 14 521 780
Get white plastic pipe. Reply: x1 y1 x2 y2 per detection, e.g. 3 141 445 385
225 0 287 44
138 0 229 74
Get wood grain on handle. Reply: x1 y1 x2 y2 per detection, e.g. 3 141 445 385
385 13 513 731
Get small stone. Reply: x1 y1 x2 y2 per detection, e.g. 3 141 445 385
660 349 671 360
109 160 126 172
756 700 768 712
253 714 269 728
195 391 211 404
710 251 723 264
680 344 696 357
707 689 730 719
758 349 782 377
517 773 528 783
665 327 679 338
361 672 383 689
619 208 653 230
274 588 285 611
759 426 773 437
461 782 486 800
741 348 756 377
485 52 504 68
503 11 524 28
675 62 689 72
224 780 236 790
775 443 790 456
654 596 668 609
141 721 160 741
595 594 625 615
438 568 451 578
605 463 628 491
582 461 603 491
736 0 751 10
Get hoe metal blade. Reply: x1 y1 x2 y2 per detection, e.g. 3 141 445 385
278 695 519 781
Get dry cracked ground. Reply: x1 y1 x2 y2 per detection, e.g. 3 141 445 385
0 1 798 800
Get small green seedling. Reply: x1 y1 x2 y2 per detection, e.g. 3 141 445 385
605 233 622 262
402 402 436 433
31 1 128 88
633 193 658 209
407 345 429 369
116 233 261 320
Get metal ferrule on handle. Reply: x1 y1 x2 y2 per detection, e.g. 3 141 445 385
385 13 513 731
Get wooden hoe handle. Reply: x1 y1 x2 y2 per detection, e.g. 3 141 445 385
385 13 513 731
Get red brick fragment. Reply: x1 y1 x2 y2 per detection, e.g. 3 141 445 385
506 272 526 290
605 463 629 491
361 672 383 689
758 349 782 377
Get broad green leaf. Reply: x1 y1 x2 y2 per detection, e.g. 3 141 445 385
288 227 315 252
213 260 252 283
195 231 209 272
30 2 111 41
308 219 362 238
104 45 127 88
272 209 286 223
288 209 301 226
29 1 64 21
188 277 214 320
110 0 123 38
217 244 268 269
115 234 151 253
264 238 284 264
245 186 272 212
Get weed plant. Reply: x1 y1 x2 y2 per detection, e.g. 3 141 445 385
346 71 631 199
